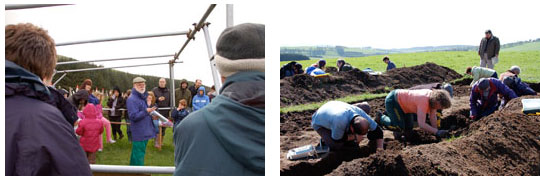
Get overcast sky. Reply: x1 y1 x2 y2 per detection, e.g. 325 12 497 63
278 0 540 49
5 3 265 87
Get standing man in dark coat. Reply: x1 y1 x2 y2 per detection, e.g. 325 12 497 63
108 86 125 140
152 78 170 137
5 23 91 175
478 30 500 69
189 79 202 100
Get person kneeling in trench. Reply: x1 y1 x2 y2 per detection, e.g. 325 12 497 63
376 89 452 139
311 101 384 151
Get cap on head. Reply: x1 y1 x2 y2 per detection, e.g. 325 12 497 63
215 23 265 77
509 66 521 75
485 29 492 34
133 77 146 83
477 78 490 91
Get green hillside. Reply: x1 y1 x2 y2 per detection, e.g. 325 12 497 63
280 50 540 82
502 41 540 51
53 55 202 94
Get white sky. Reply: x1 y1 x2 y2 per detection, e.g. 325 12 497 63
278 0 540 49
5 2 265 87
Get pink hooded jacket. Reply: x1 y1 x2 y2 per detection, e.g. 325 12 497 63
76 104 104 152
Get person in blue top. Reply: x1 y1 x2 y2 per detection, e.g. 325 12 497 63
502 76 537 97
192 86 209 111
126 77 157 166
470 78 517 121
305 59 326 75
383 56 396 71
280 61 304 79
311 101 384 151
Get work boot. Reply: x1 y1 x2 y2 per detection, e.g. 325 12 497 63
113 135 117 141
118 134 124 140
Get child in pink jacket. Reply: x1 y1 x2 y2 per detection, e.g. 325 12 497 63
76 104 104 164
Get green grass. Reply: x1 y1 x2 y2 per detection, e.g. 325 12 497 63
281 50 540 82
445 135 463 142
95 121 175 175
503 42 540 51
280 93 388 113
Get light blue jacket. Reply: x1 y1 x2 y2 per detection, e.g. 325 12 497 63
192 86 209 111
311 101 377 140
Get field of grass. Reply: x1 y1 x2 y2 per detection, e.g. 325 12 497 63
281 50 540 82
95 121 175 175
502 42 540 51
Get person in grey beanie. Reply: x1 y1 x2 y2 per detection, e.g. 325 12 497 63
173 23 265 176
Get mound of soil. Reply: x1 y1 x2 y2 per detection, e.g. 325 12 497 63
330 96 540 176
281 62 463 106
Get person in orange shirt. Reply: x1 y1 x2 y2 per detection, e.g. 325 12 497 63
376 89 452 138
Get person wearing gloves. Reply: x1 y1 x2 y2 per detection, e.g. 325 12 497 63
470 78 517 120
312 101 384 151
376 89 453 139
192 86 210 111
174 23 265 176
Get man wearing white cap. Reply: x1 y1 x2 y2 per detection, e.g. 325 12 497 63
126 77 157 166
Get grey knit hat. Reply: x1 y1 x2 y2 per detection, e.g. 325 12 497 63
215 23 265 77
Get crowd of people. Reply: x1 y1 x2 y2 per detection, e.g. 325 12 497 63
6 22 265 176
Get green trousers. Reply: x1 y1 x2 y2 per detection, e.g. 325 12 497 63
130 140 148 166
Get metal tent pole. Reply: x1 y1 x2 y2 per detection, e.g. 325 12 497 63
226 4 234 28
55 61 182 74
56 31 188 46
53 73 68 86
169 60 176 108
172 4 216 61
57 54 174 65
5 4 70 10
90 164 174 174
202 24 222 93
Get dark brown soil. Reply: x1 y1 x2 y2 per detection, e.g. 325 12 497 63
281 62 463 106
328 96 540 176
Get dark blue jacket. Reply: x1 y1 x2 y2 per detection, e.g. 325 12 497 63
171 108 190 125
5 60 91 176
88 94 100 105
174 72 265 176
387 61 396 71
126 88 156 141
470 78 517 116
510 78 537 96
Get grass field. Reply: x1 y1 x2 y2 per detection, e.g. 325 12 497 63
95 121 175 175
281 93 388 113
280 50 540 82
502 41 540 52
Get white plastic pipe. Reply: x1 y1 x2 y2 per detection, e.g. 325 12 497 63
90 164 174 174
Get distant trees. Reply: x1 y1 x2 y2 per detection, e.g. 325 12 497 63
280 53 310 61
53 55 198 94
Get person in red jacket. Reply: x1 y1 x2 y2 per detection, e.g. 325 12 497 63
76 104 104 164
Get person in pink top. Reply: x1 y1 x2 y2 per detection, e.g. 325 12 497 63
376 89 452 139
76 104 104 164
